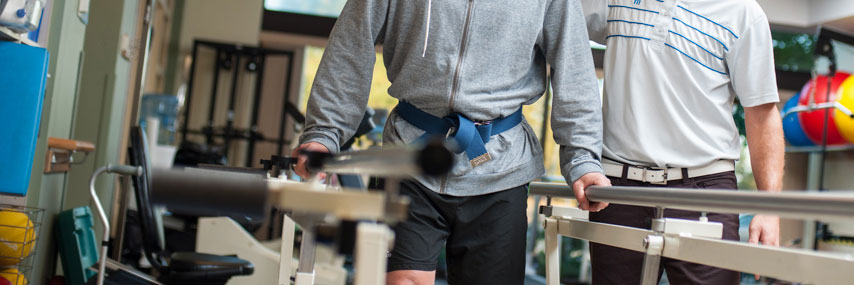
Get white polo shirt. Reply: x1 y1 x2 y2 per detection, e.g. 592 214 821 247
582 0 780 168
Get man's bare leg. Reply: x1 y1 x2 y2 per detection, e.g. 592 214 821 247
387 270 435 285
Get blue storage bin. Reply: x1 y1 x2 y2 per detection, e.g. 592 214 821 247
0 42 49 196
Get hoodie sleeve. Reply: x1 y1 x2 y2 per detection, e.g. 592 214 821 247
298 0 389 153
541 0 604 183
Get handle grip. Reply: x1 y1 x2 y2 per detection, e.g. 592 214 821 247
107 164 143 176
48 137 96 152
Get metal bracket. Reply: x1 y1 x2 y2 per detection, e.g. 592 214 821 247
44 137 95 174
539 205 589 220
782 101 854 119
662 218 723 239
640 235 664 285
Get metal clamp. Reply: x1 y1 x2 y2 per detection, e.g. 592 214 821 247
44 137 96 173
539 205 589 220
640 235 665 285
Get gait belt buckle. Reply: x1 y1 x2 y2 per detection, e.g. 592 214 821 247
470 153 492 167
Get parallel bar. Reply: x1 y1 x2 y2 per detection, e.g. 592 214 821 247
556 218 648 253
554 217 854 285
663 234 854 285
309 142 453 177
528 182 572 198
278 216 296 285
353 223 392 285
529 183 854 222
267 180 408 222
316 147 420 177
544 218 561 285
297 230 316 274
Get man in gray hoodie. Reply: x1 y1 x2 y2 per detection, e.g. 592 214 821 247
292 0 608 283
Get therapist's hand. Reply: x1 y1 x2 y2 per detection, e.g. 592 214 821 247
572 172 611 212
748 214 780 280
291 142 329 179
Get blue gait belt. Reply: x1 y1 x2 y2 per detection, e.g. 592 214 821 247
396 101 523 167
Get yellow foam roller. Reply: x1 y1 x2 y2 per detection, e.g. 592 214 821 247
0 268 27 285
0 211 36 266
836 75 854 144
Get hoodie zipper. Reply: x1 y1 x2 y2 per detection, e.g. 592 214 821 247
441 0 475 194
449 0 475 113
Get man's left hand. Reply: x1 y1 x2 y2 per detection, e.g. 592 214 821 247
571 172 611 212
748 214 780 246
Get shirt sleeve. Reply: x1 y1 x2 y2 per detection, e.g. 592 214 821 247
542 0 605 183
726 13 779 107
580 0 609 44
298 0 389 153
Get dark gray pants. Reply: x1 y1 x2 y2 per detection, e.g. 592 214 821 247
590 171 741 285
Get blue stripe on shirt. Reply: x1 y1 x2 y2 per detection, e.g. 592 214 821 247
606 34 652 41
608 5 660 14
668 30 724 60
607 19 655 27
665 43 727 75
677 5 738 39
672 17 729 51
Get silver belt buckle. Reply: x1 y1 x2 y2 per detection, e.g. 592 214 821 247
643 167 668 185
474 120 493 126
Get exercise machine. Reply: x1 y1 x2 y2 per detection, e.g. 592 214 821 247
151 140 454 285
67 127 257 285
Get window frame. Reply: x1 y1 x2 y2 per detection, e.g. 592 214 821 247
262 10 337 38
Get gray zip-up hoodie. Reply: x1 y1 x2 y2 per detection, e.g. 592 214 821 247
300 0 603 196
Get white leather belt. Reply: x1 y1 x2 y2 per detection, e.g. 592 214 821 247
602 160 735 185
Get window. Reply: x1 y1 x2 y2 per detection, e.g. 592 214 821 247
264 0 347 18
772 30 816 73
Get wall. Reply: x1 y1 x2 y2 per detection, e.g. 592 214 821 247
24 0 88 282
63 0 139 248
168 0 265 165
143 0 176 94
757 0 811 27
758 0 854 29
170 0 263 93
808 0 854 28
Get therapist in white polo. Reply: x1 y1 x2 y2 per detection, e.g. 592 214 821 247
579 0 785 283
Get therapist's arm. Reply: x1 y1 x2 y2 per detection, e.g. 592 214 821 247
744 102 785 247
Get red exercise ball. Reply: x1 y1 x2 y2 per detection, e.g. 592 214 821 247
797 73 850 145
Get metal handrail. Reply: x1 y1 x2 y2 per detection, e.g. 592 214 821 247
529 182 854 221
304 141 454 177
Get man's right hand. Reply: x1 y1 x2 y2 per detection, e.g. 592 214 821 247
291 142 330 179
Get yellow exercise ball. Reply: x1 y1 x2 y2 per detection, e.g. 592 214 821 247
0 211 36 266
836 75 854 144
0 268 28 285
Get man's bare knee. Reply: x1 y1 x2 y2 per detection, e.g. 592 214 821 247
386 270 435 285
